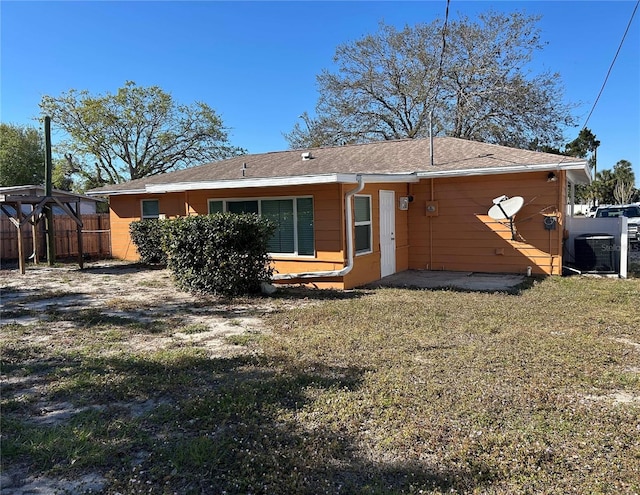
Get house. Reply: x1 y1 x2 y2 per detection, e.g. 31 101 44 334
86 137 590 289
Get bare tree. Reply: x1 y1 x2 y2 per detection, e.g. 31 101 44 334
285 12 575 150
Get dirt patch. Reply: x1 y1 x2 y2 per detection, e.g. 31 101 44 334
613 336 640 351
0 260 296 494
583 390 640 405
1 260 283 356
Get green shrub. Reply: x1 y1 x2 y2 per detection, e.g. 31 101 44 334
129 220 167 265
162 213 275 296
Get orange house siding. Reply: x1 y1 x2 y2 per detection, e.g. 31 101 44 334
109 193 187 261
107 171 565 289
343 182 410 288
108 184 350 284
408 172 564 276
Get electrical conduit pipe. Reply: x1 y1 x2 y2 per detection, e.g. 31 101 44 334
272 175 365 281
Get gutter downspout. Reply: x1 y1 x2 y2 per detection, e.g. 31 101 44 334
429 178 434 269
272 175 365 281
429 110 434 167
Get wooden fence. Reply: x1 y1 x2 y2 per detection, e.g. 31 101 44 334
0 214 111 263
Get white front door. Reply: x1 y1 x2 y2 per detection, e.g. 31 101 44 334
379 190 396 278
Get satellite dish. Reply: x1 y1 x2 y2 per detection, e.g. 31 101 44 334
488 196 524 220
487 196 524 240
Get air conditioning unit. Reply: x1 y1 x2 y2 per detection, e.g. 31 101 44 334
574 234 616 272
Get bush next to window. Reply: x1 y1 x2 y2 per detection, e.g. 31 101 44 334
162 213 275 296
129 219 168 265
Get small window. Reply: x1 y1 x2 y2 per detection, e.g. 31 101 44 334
141 199 159 219
208 200 223 214
354 195 372 254
623 207 640 218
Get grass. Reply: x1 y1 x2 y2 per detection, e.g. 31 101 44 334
225 330 262 346
1 271 639 494
178 323 211 334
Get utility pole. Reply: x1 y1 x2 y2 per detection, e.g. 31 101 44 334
592 145 599 207
44 116 56 265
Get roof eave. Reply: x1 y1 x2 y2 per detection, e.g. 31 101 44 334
89 173 420 196
416 161 591 182
146 174 356 193
85 188 147 197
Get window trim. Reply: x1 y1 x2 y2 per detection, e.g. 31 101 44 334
207 196 315 257
354 194 373 255
141 199 160 219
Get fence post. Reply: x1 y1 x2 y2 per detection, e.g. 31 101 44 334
76 201 83 269
31 205 39 265
97 213 103 255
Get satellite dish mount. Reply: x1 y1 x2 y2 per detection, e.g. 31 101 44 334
487 195 524 240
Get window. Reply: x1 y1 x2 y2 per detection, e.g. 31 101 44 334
354 195 372 254
596 206 640 218
295 198 314 256
207 197 315 256
141 199 159 219
208 201 223 214
262 199 295 254
227 200 259 214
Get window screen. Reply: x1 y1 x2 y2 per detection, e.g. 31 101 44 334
354 195 372 254
227 200 259 214
141 200 159 219
296 197 315 256
207 197 315 256
208 201 223 214
262 199 295 254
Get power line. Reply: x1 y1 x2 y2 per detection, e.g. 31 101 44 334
436 0 451 83
430 0 450 139
581 0 639 130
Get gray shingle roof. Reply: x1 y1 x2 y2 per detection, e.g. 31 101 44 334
87 137 588 195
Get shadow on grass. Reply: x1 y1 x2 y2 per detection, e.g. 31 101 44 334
273 285 370 302
81 261 166 275
366 275 543 296
1 349 493 494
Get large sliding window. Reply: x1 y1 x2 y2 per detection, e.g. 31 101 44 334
208 197 314 256
354 195 372 255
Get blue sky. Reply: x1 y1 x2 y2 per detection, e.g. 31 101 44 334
1 1 639 186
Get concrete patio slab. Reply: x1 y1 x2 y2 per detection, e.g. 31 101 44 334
368 270 527 292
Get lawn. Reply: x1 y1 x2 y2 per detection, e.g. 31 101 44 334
1 263 639 494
